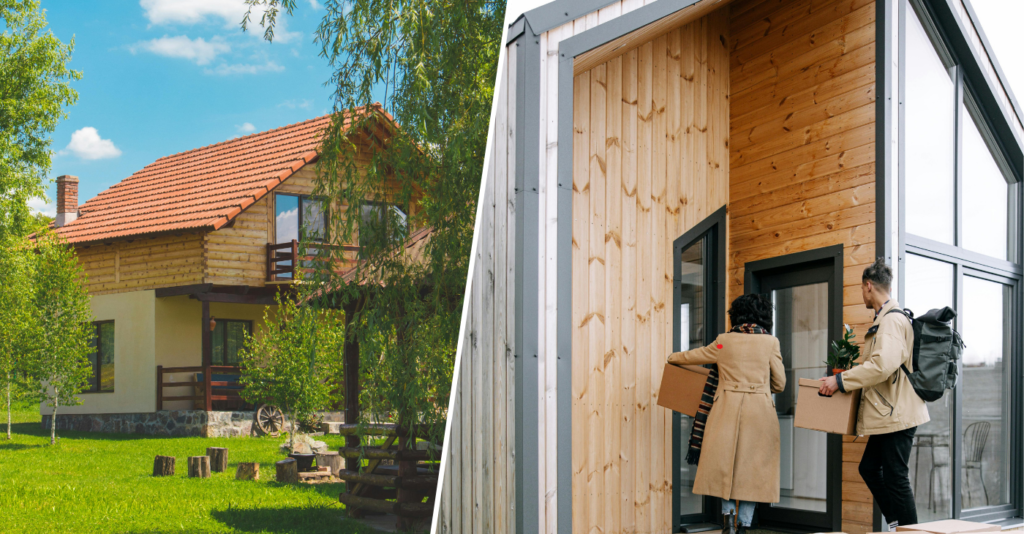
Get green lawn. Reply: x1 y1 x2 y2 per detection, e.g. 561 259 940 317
0 402 384 534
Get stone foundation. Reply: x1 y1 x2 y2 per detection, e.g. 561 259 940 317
41 410 345 438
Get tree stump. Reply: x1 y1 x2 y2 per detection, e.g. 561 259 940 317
315 451 342 476
188 456 211 478
235 462 260 481
153 455 175 477
206 447 228 472
275 458 298 483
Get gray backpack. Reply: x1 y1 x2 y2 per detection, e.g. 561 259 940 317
885 307 964 402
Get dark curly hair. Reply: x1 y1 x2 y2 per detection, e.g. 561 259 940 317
728 293 775 333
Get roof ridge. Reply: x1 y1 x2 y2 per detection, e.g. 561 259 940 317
148 104 382 165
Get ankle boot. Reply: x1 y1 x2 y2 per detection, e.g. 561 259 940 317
722 512 737 534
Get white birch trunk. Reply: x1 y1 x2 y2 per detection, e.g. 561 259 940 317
50 391 58 445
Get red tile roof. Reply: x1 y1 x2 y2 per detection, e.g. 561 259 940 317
55 104 395 244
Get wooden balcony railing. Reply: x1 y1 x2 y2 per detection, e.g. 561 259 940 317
266 240 361 282
156 365 244 412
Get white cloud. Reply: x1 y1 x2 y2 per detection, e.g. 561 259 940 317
204 61 284 75
279 99 312 109
28 197 55 217
140 0 301 43
307 0 319 8
130 35 230 65
236 122 256 134
61 127 122 160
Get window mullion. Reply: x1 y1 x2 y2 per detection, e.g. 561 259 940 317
952 260 964 517
955 67 964 249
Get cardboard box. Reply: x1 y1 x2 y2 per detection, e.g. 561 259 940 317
896 520 1001 534
656 364 711 418
793 377 861 435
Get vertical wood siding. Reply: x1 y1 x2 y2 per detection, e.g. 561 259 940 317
727 0 877 532
437 39 517 534
572 11 730 533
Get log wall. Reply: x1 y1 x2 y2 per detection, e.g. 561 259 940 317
727 0 877 531
75 233 205 295
571 10 730 534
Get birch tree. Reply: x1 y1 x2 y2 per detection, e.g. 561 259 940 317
33 233 93 445
0 236 38 439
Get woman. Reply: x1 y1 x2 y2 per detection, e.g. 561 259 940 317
667 294 786 534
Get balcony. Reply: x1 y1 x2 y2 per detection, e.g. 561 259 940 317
266 240 361 282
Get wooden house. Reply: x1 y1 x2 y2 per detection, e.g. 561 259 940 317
441 0 1024 533
41 105 421 435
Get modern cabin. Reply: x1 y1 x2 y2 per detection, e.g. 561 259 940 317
41 105 421 436
441 0 1024 533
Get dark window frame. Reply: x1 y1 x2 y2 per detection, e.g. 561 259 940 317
274 192 329 244
898 0 1023 522
210 319 253 367
358 199 409 255
85 320 114 393
743 245 845 533
671 205 727 532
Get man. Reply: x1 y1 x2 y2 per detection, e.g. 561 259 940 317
819 258 929 530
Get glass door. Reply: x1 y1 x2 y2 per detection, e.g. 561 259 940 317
673 207 726 531
745 248 843 532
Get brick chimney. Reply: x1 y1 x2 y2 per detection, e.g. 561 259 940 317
55 175 79 227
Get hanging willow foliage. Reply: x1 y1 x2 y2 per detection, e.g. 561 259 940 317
243 0 504 450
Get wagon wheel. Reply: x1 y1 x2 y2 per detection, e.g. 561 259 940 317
255 404 284 437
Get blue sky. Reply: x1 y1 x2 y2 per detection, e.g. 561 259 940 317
34 0 383 215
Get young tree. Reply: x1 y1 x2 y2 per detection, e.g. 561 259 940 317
0 236 38 440
243 0 503 449
0 0 80 241
33 233 93 445
238 292 345 448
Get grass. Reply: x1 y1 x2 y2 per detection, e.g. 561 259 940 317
0 401 385 534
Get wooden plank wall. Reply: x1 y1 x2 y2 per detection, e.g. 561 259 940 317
437 38 516 534
75 233 205 295
571 10 730 534
727 0 877 532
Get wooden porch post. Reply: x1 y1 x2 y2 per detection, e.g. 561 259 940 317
201 299 212 412
343 299 361 469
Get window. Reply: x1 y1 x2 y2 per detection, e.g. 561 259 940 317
211 320 252 366
275 193 327 243
899 0 1022 521
359 201 408 254
961 99 1013 261
904 2 956 245
86 321 114 393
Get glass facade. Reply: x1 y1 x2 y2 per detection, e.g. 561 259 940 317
900 0 1020 522
904 3 956 245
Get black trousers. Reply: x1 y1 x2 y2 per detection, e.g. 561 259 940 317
859 426 918 527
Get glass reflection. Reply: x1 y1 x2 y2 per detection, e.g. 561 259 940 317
904 254 954 521
904 4 956 245
962 102 1011 260
772 283 828 513
678 240 705 516
961 277 1012 509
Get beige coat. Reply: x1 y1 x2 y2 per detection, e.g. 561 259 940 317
836 300 930 435
667 332 786 503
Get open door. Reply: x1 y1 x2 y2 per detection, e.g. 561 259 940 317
673 206 727 532
744 246 844 532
